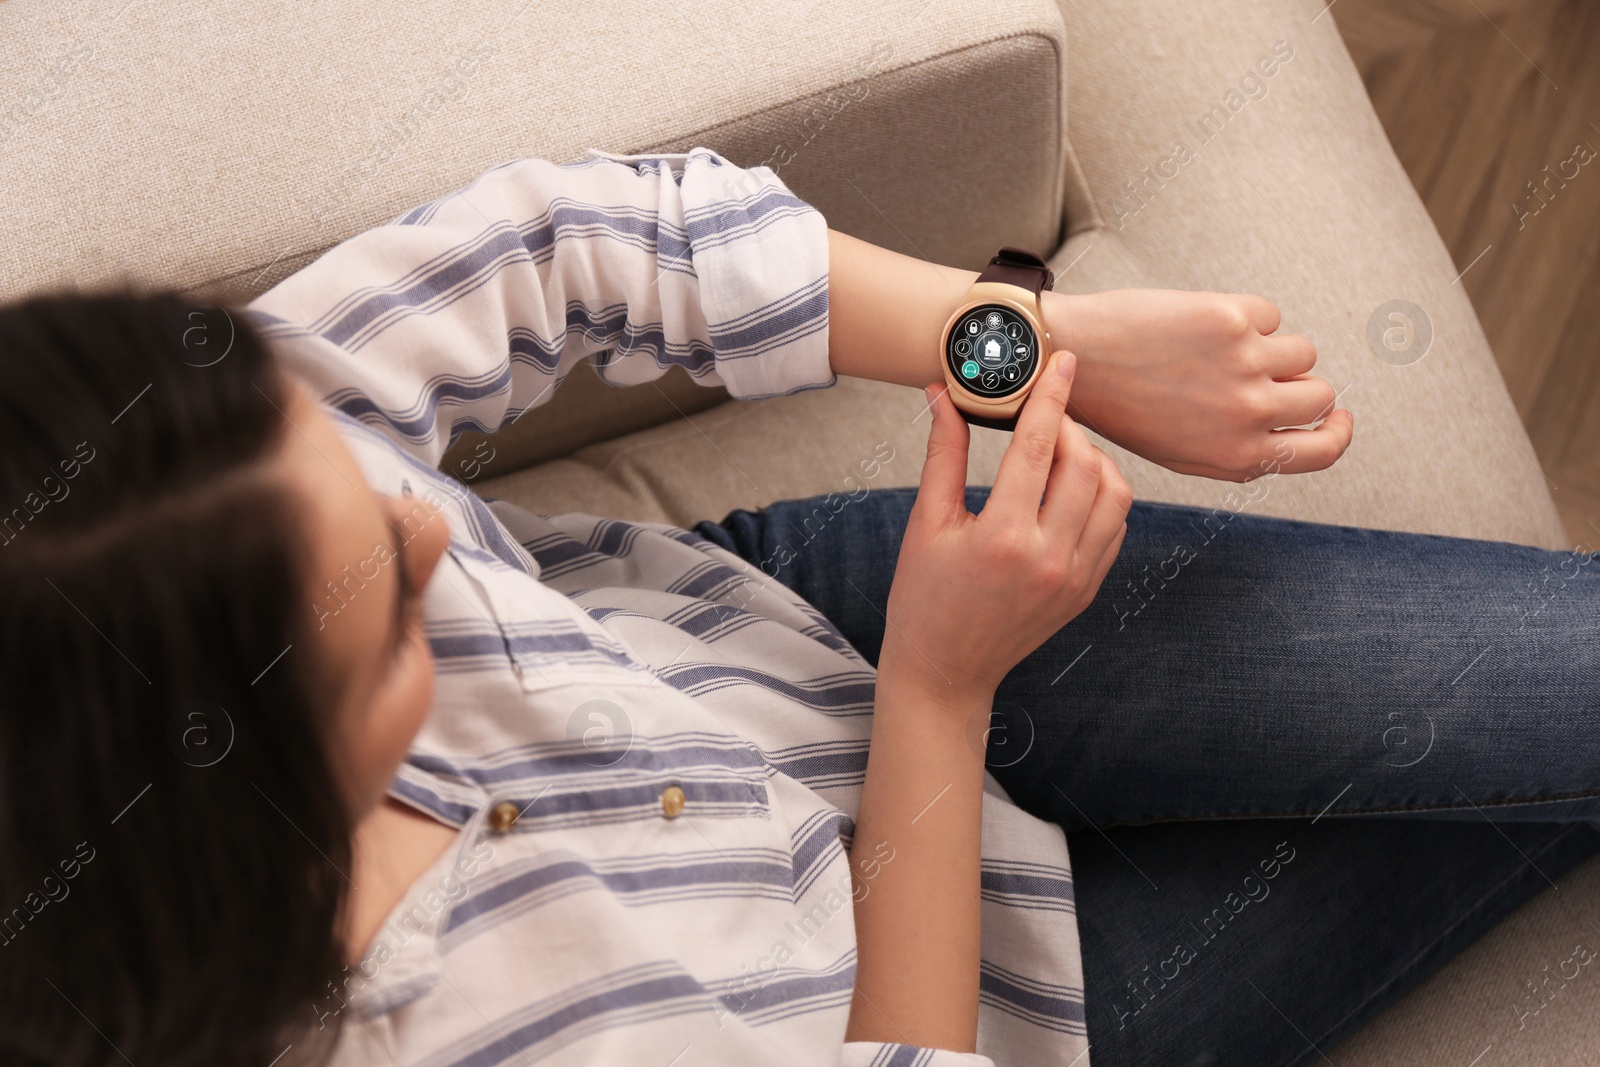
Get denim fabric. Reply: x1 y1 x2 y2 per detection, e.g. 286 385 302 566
694 489 1600 1067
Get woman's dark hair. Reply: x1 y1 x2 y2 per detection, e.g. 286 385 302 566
0 289 351 1065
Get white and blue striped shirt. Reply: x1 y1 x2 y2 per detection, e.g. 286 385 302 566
248 146 1087 1067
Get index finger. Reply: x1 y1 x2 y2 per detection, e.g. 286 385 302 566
989 350 1077 521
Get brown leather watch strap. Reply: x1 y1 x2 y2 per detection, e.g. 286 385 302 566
961 409 1020 433
975 246 1054 297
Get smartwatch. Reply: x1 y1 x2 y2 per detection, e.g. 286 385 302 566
939 247 1055 432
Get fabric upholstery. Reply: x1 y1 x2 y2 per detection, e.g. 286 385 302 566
0 0 1066 300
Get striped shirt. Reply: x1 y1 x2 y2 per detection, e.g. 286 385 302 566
247 146 1088 1067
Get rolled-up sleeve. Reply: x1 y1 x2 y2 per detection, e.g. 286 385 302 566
245 145 834 468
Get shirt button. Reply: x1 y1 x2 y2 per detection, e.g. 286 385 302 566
660 785 686 819
488 800 520 833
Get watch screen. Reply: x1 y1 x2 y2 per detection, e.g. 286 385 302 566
946 304 1040 399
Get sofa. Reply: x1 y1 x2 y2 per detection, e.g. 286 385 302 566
4 0 1595 1060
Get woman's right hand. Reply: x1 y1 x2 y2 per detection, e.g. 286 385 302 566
881 350 1132 710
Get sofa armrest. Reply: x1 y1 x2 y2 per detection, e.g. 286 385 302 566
0 0 1067 471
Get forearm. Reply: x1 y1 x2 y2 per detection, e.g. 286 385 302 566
844 654 991 1051
826 229 972 388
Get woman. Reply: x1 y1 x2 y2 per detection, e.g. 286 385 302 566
0 146 1593 1067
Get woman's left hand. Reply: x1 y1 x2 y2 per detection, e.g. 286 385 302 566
1048 288 1355 481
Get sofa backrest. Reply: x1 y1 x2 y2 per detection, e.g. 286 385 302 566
1 0 1071 473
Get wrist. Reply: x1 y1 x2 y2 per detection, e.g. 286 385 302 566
1042 290 1090 355
875 646 995 720
873 655 995 768
1042 290 1113 410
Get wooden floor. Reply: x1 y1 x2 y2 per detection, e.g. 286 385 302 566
1333 0 1600 549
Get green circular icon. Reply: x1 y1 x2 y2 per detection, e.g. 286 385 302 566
961 359 980 379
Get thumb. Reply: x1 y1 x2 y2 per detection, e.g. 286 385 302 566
915 383 970 524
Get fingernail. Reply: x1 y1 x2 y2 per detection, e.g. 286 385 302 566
924 384 939 407
1056 350 1076 378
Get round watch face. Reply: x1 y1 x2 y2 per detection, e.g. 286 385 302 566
946 304 1040 399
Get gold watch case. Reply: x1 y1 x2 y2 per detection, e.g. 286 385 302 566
939 281 1053 423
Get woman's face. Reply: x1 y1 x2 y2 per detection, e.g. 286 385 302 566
273 378 449 817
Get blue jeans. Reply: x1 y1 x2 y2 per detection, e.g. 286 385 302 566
693 489 1600 1067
